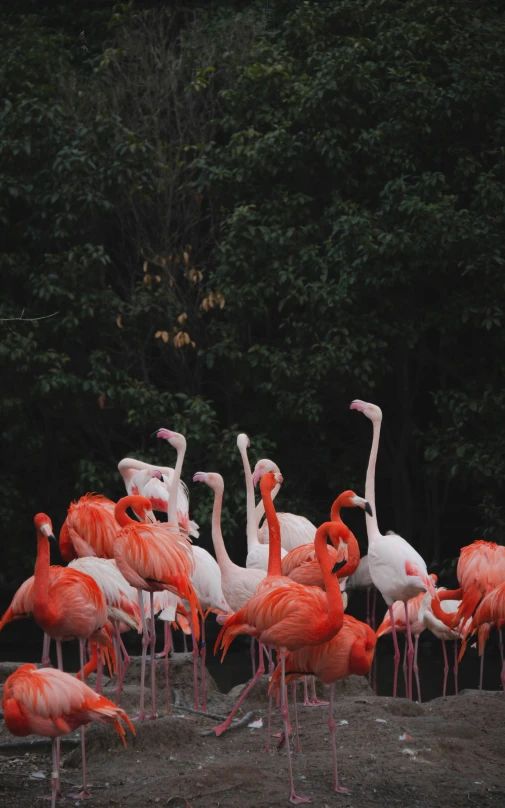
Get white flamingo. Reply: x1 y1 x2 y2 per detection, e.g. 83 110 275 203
350 399 436 700
419 588 467 697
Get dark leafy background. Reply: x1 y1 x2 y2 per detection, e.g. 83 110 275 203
2 0 505 593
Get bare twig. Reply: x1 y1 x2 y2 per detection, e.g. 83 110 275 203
0 309 59 322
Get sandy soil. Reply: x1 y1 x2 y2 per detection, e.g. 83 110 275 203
1 655 505 808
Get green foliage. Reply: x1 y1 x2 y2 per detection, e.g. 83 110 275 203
2 0 505 585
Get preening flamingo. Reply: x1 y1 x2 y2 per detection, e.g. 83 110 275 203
59 493 120 561
118 455 199 537
237 434 287 570
418 587 466 697
2 663 135 808
430 539 505 689
216 473 361 804
350 399 436 700
113 494 200 720
457 580 505 692
270 615 376 795
376 586 431 702
252 457 317 551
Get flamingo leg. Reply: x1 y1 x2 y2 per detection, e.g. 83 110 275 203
41 633 51 667
371 587 377 631
56 641 63 673
453 639 459 696
402 636 408 697
404 602 414 701
303 677 310 706
114 623 124 703
214 642 266 737
51 737 59 808
70 640 91 799
95 647 103 694
265 685 274 754
499 628 504 667
250 637 257 677
388 605 401 698
156 620 172 658
183 632 188 653
190 619 199 711
136 589 149 721
163 623 172 715
366 587 371 626
146 592 157 720
328 682 349 793
441 639 449 697
200 616 207 713
291 682 301 753
308 675 328 707
413 634 421 703
479 647 485 692
280 651 310 805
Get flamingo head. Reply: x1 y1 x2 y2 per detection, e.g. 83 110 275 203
236 433 251 451
193 471 224 493
152 428 186 452
150 469 164 482
339 490 373 516
349 399 383 422
252 458 280 487
34 513 55 540
129 495 156 524
259 471 283 495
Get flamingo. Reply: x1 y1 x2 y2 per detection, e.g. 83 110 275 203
215 474 361 804
237 434 287 570
2 663 135 808
350 399 436 701
346 554 377 629
251 457 318 551
59 492 121 561
376 586 431 702
270 615 376 795
418 588 466 697
430 540 505 689
29 513 114 798
118 456 199 537
458 581 505 692
113 494 200 720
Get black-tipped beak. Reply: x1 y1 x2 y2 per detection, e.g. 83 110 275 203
48 533 57 543
150 429 161 439
365 502 373 517
159 474 164 483
332 558 347 574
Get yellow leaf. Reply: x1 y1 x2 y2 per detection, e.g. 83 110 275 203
143 260 148 273
177 312 188 325
116 315 123 328
183 251 189 264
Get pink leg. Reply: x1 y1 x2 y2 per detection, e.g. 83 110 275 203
499 629 504 667
371 588 377 631
479 648 485 692
264 686 274 754
280 651 310 804
389 605 401 698
372 588 378 692
200 616 207 713
156 621 172 658
51 737 59 808
191 619 199 711
114 623 124 703
404 602 414 701
214 642 265 737
163 623 172 715
402 636 408 697
56 641 63 672
366 587 371 626
70 640 92 799
41 633 51 667
303 677 310 706
95 647 103 694
135 589 149 721
250 637 257 677
308 675 328 707
500 656 505 693
413 634 421 703
146 592 157 720
291 682 301 753
453 640 459 696
328 683 349 794
441 639 449 697
183 632 188 653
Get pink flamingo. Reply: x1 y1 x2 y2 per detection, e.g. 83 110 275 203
270 615 376 794
458 580 505 692
113 494 200 720
3 663 134 808
350 399 436 700
418 587 467 697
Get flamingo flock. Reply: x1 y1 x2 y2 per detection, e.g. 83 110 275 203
1 400 505 806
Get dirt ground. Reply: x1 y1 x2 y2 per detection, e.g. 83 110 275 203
1 655 505 808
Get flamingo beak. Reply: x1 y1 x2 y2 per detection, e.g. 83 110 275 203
252 469 262 487
145 510 156 524
39 523 56 541
332 558 347 575
350 495 373 516
193 472 207 483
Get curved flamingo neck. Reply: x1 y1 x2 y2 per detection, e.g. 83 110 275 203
239 443 260 550
33 532 55 624
327 522 360 579
314 523 345 631
167 441 185 525
210 486 233 572
255 482 280 527
364 417 382 542
330 492 350 522
114 497 138 527
261 483 282 577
